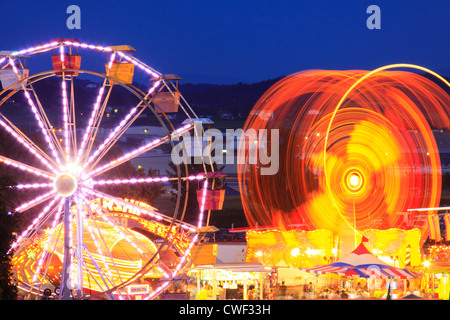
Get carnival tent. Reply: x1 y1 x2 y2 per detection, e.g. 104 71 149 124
300 237 419 279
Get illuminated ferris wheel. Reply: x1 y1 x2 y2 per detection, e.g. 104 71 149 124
0 38 219 300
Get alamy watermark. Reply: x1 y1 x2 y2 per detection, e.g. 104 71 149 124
366 5 381 30
67 5 81 30
171 122 279 176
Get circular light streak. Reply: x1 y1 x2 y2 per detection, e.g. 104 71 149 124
346 170 363 191
238 65 450 242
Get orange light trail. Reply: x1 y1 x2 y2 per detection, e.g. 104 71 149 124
238 66 450 244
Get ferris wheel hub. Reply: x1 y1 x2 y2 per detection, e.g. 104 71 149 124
54 172 78 197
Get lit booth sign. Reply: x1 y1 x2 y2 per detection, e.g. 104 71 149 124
113 284 150 300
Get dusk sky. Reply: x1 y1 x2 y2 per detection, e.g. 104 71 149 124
1 0 449 84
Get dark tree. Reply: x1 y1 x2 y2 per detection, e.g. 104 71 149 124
0 175 18 300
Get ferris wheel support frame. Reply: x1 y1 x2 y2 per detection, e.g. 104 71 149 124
60 198 71 300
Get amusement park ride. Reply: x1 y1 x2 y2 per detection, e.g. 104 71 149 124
0 38 226 300
238 65 450 259
2 38 450 301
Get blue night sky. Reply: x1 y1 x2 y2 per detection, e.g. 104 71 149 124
1 0 449 84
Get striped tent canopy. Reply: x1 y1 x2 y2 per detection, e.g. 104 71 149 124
300 238 420 279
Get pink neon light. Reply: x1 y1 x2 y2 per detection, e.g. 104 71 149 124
117 52 159 78
77 85 106 161
77 52 116 162
0 118 56 172
9 196 62 253
15 190 57 212
87 123 193 177
9 58 61 165
61 70 70 159
91 174 204 186
12 41 59 57
0 157 54 180
32 199 64 282
84 107 138 168
16 182 53 189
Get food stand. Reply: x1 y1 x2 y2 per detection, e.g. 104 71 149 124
189 263 272 300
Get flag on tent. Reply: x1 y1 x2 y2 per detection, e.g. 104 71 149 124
444 214 450 242
300 240 419 279
427 213 441 241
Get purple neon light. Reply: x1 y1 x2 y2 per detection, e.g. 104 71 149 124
9 58 62 165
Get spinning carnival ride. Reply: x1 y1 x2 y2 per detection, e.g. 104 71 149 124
0 39 214 299
238 65 450 249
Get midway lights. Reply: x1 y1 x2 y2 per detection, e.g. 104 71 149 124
246 228 421 269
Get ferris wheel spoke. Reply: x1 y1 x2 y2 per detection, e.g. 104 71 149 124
81 186 198 233
0 154 55 180
81 213 122 284
83 85 114 163
77 53 116 164
87 123 193 178
16 182 53 189
10 196 63 254
58 45 76 162
0 102 57 171
92 176 168 186
28 83 65 157
77 84 113 164
15 189 58 213
31 201 65 285
61 73 70 160
84 101 148 172
90 173 204 186
68 76 78 159
83 76 162 171
75 194 121 281
81 245 118 297
8 58 63 165
60 73 80 162
79 191 156 273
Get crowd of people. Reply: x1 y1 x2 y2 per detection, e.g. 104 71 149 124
270 281 431 300
148 276 433 300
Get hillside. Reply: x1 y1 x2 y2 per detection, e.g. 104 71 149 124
1 73 448 127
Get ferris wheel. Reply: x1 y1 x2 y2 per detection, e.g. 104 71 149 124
0 38 224 300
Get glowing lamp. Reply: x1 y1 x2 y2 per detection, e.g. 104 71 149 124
291 248 300 257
